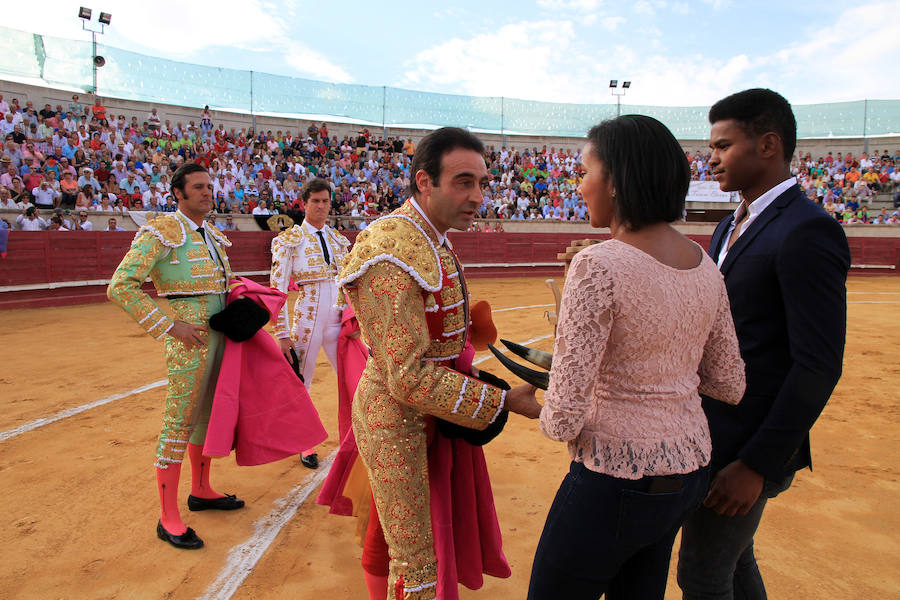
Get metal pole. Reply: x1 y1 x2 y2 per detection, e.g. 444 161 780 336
382 86 387 139
501 96 506 148
616 95 621 118
863 98 869 155
250 70 256 133
91 31 97 93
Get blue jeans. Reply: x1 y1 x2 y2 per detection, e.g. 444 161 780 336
528 461 710 600
677 469 794 600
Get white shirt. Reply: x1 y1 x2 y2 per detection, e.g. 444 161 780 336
177 210 223 270
302 219 336 265
16 214 48 230
32 186 58 206
717 177 796 268
408 197 446 246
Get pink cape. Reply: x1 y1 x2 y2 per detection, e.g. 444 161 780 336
204 277 328 466
316 305 369 515
317 311 511 597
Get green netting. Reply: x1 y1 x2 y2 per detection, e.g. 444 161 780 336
252 72 383 123
0 29 43 80
2 25 898 140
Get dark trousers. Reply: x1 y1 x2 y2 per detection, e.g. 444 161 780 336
528 461 709 600
677 467 794 600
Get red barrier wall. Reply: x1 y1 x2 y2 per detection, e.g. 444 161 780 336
0 230 896 309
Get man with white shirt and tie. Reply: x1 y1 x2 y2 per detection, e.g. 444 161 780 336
108 163 244 551
270 177 350 469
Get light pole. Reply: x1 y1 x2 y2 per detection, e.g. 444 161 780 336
78 7 111 94
609 80 631 117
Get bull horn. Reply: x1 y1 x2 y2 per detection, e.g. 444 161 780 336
488 345 550 390
501 339 553 370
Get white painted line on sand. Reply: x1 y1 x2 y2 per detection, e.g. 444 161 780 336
493 303 554 313
0 302 554 444
196 330 555 599
0 379 167 442
197 451 337 600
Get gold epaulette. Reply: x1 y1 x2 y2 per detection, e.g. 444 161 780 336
205 223 232 247
273 224 306 249
337 215 442 292
136 215 187 248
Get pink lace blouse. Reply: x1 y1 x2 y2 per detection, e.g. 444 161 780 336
540 239 745 479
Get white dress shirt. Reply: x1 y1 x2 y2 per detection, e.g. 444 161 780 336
408 197 447 246
717 177 796 267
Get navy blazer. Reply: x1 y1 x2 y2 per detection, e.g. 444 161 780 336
703 184 850 480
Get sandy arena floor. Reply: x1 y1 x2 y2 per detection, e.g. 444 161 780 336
1 276 899 599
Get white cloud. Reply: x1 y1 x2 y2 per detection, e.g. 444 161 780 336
536 0 601 9
399 1 900 107
400 20 600 103
754 1 900 103
2 0 353 83
600 16 627 30
633 1 656 15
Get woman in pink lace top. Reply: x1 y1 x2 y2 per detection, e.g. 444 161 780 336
526 115 746 600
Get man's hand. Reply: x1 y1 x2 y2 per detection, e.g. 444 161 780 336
168 321 208 348
279 337 293 355
505 384 541 419
704 460 764 517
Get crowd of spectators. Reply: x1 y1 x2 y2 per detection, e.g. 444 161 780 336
687 146 900 223
0 91 898 231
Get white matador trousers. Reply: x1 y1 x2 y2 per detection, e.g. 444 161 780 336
291 279 341 387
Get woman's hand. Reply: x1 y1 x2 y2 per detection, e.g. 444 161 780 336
505 384 542 419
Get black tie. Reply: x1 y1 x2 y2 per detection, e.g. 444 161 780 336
316 230 331 265
196 226 206 241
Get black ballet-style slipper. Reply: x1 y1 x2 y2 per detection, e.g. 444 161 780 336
156 520 204 549
186 493 246 512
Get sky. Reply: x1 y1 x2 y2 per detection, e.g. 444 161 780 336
3 0 899 107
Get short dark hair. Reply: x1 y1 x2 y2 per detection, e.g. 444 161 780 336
708 88 796 161
409 127 485 197
586 115 689 230
170 163 208 202
301 177 331 201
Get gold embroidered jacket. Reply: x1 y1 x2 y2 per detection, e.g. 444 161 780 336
107 213 233 340
270 221 350 338
338 202 505 429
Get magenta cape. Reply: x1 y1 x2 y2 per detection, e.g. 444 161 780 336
317 311 511 597
204 277 328 466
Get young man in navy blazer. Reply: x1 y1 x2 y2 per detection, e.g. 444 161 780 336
677 89 851 599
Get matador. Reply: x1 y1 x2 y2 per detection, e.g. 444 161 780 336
108 164 245 550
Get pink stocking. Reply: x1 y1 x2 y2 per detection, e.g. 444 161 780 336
188 442 223 499
363 571 388 600
156 463 186 535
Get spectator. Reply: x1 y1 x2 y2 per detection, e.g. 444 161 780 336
72 210 93 230
0 186 17 209
32 179 59 209
91 97 107 124
16 206 49 230
105 217 124 231
48 214 69 230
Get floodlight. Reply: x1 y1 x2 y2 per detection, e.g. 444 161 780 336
609 80 618 88
622 81 631 89
79 6 92 19
98 12 112 25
